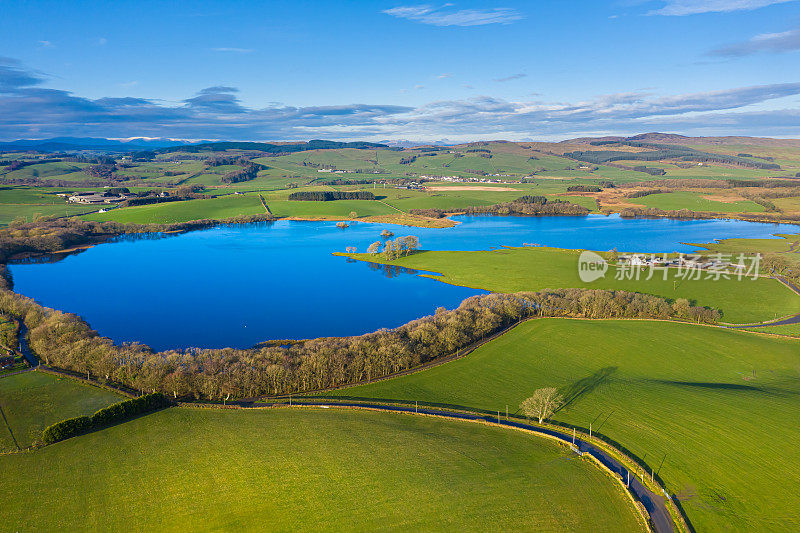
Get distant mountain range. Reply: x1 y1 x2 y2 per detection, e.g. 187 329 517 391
1 133 799 153
562 132 800 148
0 137 194 152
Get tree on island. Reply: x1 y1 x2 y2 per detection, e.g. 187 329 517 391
520 388 564 424
401 235 420 255
367 241 382 254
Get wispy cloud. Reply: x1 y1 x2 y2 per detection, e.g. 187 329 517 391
494 73 526 82
649 0 796 16
437 73 452 79
96 37 108 46
709 26 800 56
2 57 800 140
212 47 254 53
37 40 53 48
383 4 523 26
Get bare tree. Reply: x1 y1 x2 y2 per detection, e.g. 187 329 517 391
520 388 564 424
401 235 420 256
345 246 357 254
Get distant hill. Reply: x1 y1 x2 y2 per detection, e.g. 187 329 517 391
0 137 390 154
0 137 194 152
156 140 388 154
563 132 800 148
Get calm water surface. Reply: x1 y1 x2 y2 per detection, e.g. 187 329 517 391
10 214 793 350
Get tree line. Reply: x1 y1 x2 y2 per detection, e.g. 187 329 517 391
411 198 589 218
0 287 719 401
566 185 602 192
288 191 376 201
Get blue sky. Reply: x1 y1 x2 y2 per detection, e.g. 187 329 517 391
1 0 800 141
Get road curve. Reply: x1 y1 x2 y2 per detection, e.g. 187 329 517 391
276 401 675 533
733 275 800 328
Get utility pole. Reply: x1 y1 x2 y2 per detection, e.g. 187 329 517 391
589 423 592 439
497 410 500 423
627 470 630 487
641 452 647 482
506 405 508 420
415 401 418 413
572 428 575 445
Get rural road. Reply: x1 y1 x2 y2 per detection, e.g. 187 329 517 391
16 323 38 368
259 400 675 533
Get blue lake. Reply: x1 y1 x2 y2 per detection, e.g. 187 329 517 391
9 214 794 350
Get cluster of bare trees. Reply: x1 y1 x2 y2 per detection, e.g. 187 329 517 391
0 287 719 401
411 198 589 219
367 235 420 259
619 206 800 224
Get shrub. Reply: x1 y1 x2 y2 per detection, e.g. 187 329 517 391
41 393 171 445
41 416 93 444
91 393 170 427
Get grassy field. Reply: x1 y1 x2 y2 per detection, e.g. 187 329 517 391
86 194 268 224
0 186 101 224
328 319 800 531
350 246 800 324
630 191 766 213
0 407 643 531
0 371 122 451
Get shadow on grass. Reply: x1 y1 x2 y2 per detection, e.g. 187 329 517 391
651 380 766 393
558 366 618 411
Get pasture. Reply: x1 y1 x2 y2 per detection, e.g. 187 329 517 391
329 319 800 532
0 371 122 452
0 406 643 531
351 246 800 324
629 191 766 213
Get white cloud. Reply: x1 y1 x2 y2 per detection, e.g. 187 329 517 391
649 0 795 15
383 4 523 26
494 73 527 82
710 26 800 55
437 73 452 78
3 57 800 140
37 40 53 48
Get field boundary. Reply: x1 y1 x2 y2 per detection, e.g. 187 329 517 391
178 400 679 533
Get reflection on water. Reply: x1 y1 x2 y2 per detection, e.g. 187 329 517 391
366 261 419 278
8 214 795 350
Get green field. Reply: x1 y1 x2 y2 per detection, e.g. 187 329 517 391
0 407 643 531
630 191 765 213
350 246 800 324
0 371 122 451
0 186 101 224
328 319 800 531
86 195 268 224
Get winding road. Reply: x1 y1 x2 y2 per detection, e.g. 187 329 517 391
249 400 675 533
732 275 800 328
